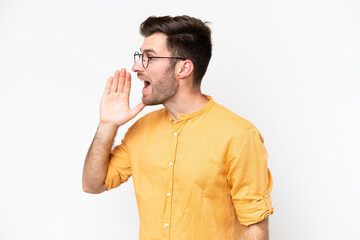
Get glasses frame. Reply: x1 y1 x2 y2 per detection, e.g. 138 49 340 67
134 51 186 69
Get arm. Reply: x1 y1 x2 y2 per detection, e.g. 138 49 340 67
243 217 269 240
82 123 118 193
226 128 274 236
82 69 145 194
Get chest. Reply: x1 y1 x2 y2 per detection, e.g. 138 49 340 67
129 124 231 190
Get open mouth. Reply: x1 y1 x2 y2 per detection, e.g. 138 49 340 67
144 81 150 88
144 80 151 89
142 80 151 95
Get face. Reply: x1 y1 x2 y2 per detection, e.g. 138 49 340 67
132 33 179 106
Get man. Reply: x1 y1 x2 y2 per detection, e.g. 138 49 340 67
83 15 274 240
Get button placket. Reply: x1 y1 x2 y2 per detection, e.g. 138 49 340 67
162 119 188 237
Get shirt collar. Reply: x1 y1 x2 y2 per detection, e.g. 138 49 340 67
168 95 214 122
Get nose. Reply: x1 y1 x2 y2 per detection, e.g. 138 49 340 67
132 58 144 73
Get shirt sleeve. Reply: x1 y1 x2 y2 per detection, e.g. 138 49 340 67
104 140 132 191
227 127 274 226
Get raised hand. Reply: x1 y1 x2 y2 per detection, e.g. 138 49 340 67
100 68 145 127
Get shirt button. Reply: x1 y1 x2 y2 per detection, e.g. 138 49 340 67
164 223 169 227
173 132 178 136
167 192 171 196
169 162 173 166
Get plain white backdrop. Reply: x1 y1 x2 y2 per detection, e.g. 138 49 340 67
1 0 359 239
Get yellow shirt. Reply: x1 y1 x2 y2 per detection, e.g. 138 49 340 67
105 96 274 240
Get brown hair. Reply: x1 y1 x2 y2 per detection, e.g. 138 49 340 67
140 15 212 87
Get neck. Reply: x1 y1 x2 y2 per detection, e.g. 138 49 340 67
164 88 209 120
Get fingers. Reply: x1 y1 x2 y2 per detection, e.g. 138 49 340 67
110 70 120 93
123 72 131 96
104 76 113 95
117 68 126 93
130 102 146 118
106 69 127 95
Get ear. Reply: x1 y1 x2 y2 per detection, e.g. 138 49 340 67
176 60 194 79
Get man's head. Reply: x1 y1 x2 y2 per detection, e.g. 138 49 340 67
139 15 212 87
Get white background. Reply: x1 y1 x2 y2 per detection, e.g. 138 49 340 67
1 0 359 239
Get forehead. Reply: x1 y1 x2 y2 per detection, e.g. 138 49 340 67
140 32 169 55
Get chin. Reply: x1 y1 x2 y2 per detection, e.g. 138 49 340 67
142 96 155 106
142 96 164 106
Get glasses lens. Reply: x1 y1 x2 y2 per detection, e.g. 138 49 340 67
142 52 149 68
134 52 140 63
134 51 149 68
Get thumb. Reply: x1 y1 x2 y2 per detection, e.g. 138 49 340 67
129 102 146 118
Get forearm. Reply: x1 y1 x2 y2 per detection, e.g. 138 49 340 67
82 122 119 193
243 217 269 240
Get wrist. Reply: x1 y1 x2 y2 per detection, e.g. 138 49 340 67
99 121 120 130
96 122 119 143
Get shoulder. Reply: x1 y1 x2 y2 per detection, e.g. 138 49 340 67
126 108 166 134
208 103 267 155
136 108 166 124
209 101 258 135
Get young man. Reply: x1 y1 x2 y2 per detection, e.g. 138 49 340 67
83 15 274 240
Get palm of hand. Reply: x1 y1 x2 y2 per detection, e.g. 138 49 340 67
99 69 145 127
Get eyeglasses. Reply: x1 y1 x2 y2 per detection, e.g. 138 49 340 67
134 51 186 69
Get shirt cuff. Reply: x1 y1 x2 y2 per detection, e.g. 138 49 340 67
234 195 274 226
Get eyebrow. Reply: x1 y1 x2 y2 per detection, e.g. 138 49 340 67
140 48 158 55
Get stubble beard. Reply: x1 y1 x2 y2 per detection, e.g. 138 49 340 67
142 66 179 106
